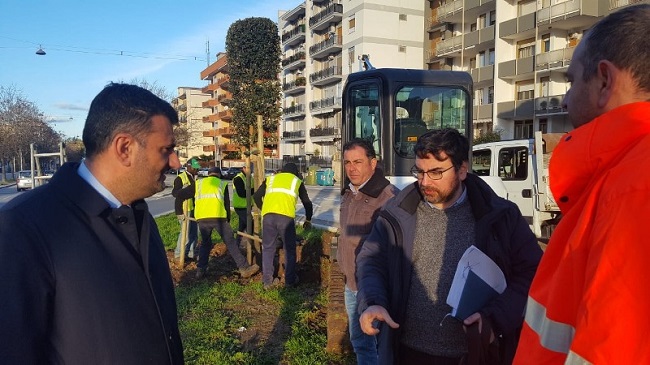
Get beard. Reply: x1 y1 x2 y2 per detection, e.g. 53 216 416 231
419 177 462 205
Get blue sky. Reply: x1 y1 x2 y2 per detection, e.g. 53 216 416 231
0 0 298 138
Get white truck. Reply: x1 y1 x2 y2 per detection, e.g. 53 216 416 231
472 131 564 242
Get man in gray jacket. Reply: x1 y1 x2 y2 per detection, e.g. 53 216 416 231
339 138 399 365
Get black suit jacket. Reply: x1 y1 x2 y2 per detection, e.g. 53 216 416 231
0 162 184 364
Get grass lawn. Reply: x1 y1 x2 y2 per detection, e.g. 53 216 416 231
155 213 355 365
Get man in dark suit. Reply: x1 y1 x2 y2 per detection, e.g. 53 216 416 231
0 83 185 364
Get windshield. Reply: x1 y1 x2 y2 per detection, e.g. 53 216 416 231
19 171 32 178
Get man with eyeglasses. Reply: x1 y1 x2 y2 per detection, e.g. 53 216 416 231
355 128 542 365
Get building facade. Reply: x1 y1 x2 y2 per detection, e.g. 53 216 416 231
278 0 426 169
172 87 212 164
426 0 648 140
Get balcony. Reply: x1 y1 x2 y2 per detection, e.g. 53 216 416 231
610 0 647 10
500 12 536 40
497 99 535 120
217 93 232 106
536 47 575 71
473 103 493 120
309 3 343 31
463 25 495 49
282 24 306 47
218 110 233 121
537 0 601 29
309 126 341 142
283 77 306 95
203 129 218 138
427 16 450 33
309 36 342 59
309 96 342 116
435 35 463 57
282 51 306 71
201 83 219 94
498 56 535 80
280 3 305 23
201 99 219 108
282 130 306 141
214 76 230 90
437 0 464 22
219 143 240 152
177 104 187 112
284 104 306 118
535 95 566 116
202 114 219 123
216 127 235 136
203 145 216 153
200 55 228 80
465 0 495 12
309 66 343 86
309 156 333 168
470 64 494 84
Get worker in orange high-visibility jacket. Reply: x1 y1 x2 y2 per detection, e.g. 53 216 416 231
514 5 650 364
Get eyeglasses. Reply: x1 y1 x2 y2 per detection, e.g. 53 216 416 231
410 165 455 180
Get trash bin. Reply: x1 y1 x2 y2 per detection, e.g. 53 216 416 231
304 166 318 185
316 170 325 186
317 168 335 186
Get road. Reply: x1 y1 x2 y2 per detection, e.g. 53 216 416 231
0 174 341 231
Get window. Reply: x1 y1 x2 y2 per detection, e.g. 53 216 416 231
498 147 529 180
488 48 495 65
472 149 491 176
348 15 356 33
469 57 477 69
514 120 534 139
516 80 534 100
470 23 477 32
475 89 484 106
542 34 551 53
540 76 550 97
399 13 407 21
489 10 496 26
488 86 494 104
478 14 486 29
517 38 536 58
539 119 548 133
348 46 355 73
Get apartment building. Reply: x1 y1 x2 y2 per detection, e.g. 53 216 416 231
199 53 239 165
278 0 426 167
426 0 648 140
172 87 212 164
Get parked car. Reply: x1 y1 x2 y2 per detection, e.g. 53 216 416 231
264 169 276 178
16 171 33 191
197 168 209 177
222 167 243 180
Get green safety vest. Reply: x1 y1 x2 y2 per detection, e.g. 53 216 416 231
194 177 228 219
232 172 247 209
261 172 301 218
179 171 194 213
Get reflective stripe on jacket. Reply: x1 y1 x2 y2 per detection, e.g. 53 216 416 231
260 173 300 218
232 172 247 209
179 171 193 213
514 102 650 365
194 177 227 219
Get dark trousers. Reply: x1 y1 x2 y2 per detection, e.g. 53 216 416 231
197 218 248 270
261 213 297 286
398 344 461 365
234 208 249 242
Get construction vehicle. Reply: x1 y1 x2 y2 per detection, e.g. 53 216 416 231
472 131 563 241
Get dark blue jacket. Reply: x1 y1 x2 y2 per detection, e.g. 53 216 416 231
0 162 184 364
356 173 542 365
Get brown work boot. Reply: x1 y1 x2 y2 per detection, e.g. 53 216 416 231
239 264 260 279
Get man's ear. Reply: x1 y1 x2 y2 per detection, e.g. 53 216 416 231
112 133 135 167
459 161 469 181
596 60 616 109
370 157 377 170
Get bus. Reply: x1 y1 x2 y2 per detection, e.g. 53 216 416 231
341 68 473 188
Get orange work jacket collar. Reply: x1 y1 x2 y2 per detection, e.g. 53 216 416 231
549 102 650 213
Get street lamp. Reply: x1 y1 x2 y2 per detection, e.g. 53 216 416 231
298 156 303 174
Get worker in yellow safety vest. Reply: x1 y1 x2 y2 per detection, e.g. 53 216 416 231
194 167 259 279
253 162 313 290
171 158 199 261
232 164 253 247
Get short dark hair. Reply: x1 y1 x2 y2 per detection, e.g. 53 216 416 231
414 128 468 168
82 83 179 159
580 4 650 92
342 138 377 159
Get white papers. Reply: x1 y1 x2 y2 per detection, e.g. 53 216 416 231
446 245 507 320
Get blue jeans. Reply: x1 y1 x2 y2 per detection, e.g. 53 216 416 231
345 285 378 365
175 215 198 259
